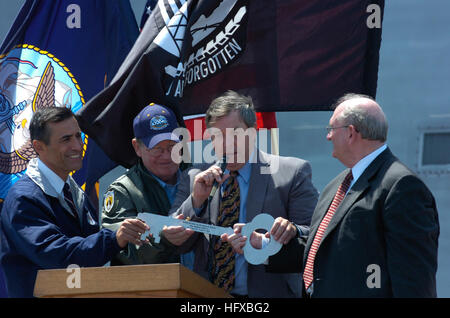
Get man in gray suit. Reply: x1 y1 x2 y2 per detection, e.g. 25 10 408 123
265 93 440 297
164 90 318 298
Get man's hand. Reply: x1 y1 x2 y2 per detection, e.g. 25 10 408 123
191 165 229 208
162 214 195 246
270 217 298 245
221 223 266 255
116 218 150 248
220 217 297 255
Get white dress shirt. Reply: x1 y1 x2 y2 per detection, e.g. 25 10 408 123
348 144 387 193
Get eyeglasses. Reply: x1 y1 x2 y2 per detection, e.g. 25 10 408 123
145 144 176 157
326 125 349 133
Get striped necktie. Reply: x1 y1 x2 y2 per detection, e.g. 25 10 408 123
303 171 353 291
212 171 240 292
63 183 79 221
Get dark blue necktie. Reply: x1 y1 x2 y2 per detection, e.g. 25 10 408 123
63 183 79 221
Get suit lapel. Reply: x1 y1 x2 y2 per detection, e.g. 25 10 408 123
202 161 222 225
209 188 221 225
246 150 270 222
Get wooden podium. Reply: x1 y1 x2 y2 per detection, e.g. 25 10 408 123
34 263 231 298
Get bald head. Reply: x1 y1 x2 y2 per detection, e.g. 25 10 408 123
333 94 388 142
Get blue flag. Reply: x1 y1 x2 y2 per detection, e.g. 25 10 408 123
0 0 138 202
0 1 138 296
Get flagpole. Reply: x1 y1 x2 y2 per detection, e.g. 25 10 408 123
270 128 279 156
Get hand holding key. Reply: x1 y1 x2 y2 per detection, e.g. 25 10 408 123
220 223 267 255
116 218 150 248
162 214 195 246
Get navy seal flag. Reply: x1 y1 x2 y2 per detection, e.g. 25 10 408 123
77 0 384 168
0 0 139 206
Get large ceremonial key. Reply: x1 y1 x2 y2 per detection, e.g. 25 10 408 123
137 212 234 243
137 212 282 265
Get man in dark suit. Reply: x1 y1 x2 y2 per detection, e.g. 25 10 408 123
164 91 319 297
264 93 440 297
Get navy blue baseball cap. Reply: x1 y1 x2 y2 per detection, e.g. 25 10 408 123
133 103 180 149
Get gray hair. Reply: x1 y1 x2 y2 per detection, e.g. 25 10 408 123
334 93 388 142
205 90 257 128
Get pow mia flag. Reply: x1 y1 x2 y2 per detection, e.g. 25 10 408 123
165 1 248 100
77 0 251 167
77 0 384 168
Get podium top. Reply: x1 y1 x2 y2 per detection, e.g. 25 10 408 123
34 263 231 298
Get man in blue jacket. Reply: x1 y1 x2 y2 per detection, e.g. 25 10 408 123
0 107 149 297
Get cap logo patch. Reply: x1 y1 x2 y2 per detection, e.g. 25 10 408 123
150 115 169 130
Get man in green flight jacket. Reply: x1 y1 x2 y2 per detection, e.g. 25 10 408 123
101 103 193 269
